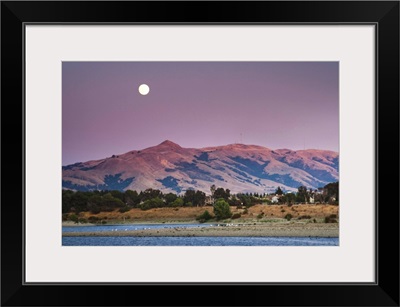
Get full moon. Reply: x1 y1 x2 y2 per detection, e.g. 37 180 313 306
138 84 150 95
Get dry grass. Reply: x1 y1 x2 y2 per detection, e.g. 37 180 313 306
76 204 338 223
247 204 338 219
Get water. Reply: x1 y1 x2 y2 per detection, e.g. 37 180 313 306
62 224 338 246
63 236 338 246
62 223 212 233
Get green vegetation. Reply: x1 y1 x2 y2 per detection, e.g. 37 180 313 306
275 186 283 195
284 214 293 221
69 213 79 223
183 190 206 207
139 197 164 210
196 210 213 223
323 182 339 205
62 187 209 214
213 199 232 220
171 198 184 207
62 182 339 217
118 206 130 213
213 187 230 201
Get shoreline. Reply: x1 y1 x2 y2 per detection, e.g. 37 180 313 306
62 222 339 238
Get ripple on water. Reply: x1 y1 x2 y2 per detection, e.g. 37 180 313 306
62 236 339 246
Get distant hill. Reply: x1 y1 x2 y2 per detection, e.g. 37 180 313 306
62 140 339 194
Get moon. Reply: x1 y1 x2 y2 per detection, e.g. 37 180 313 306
138 84 150 95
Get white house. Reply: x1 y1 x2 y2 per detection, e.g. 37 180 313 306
271 196 279 204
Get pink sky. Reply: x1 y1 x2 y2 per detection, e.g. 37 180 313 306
62 62 338 165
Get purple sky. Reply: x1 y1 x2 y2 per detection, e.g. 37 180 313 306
62 62 338 165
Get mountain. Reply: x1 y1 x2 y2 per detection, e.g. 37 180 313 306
62 140 339 194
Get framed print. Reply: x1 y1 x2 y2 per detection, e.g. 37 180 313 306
1 1 399 306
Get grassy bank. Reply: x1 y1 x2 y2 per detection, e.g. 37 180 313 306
63 204 339 225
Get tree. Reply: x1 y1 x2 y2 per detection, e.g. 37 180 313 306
139 197 164 210
210 184 216 196
164 193 178 206
124 190 140 207
213 199 232 220
323 182 339 203
62 190 74 213
171 198 184 207
101 193 125 211
182 190 206 207
228 196 241 207
236 193 253 207
110 190 124 201
275 186 283 195
194 190 206 206
183 189 196 206
70 191 91 213
296 186 309 203
140 188 163 201
214 188 230 201
285 192 296 205
87 195 102 214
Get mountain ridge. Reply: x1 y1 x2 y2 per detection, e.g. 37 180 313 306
62 140 339 194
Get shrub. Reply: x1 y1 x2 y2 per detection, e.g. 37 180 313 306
257 212 264 219
243 208 248 214
324 216 338 223
281 209 285 213
284 214 293 221
119 206 130 213
231 213 241 219
139 197 164 210
298 215 311 220
139 202 150 211
196 210 213 223
69 214 79 223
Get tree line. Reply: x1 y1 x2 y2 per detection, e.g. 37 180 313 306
62 181 338 215
62 187 257 214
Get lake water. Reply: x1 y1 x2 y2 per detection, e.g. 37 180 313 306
63 236 338 246
62 223 211 233
62 224 338 246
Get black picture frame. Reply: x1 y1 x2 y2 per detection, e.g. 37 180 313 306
1 1 399 306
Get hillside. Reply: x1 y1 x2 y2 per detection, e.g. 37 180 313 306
62 140 339 194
